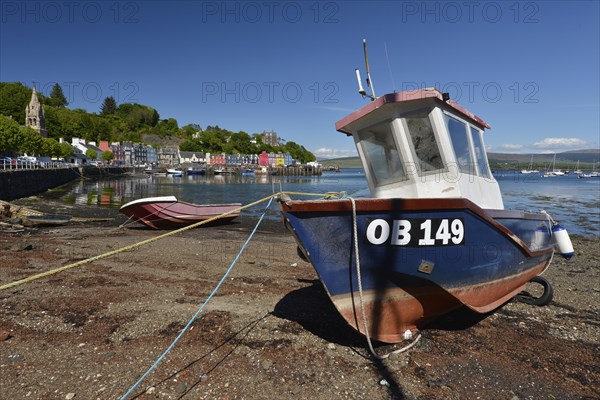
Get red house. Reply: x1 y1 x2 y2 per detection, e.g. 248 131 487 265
211 154 226 165
99 141 111 153
258 151 269 166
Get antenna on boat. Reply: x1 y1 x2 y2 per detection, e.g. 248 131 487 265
355 39 376 101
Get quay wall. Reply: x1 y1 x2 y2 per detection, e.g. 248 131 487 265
203 166 322 176
0 167 132 201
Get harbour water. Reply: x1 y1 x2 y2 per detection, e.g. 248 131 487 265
38 169 599 237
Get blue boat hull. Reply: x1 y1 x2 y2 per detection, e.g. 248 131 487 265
280 198 554 343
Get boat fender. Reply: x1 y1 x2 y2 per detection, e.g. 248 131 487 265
551 223 574 259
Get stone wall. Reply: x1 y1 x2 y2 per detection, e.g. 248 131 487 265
0 168 80 201
0 167 131 201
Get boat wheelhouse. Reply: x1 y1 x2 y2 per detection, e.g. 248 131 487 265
336 88 501 208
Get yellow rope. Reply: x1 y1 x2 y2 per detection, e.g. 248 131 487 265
0 191 333 291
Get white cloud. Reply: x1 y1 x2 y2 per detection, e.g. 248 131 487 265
531 137 587 149
498 144 524 152
312 147 358 159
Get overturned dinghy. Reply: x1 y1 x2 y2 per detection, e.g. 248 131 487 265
280 83 571 343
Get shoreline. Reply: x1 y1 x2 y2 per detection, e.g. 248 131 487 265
0 197 598 399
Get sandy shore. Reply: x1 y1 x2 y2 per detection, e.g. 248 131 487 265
0 198 599 399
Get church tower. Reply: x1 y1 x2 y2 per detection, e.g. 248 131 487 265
25 88 47 138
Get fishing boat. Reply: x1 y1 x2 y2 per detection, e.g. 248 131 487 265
166 168 183 176
186 166 206 175
520 155 539 174
119 196 241 229
213 168 233 175
279 41 573 344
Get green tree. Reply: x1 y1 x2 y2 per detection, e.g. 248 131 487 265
85 148 97 159
0 82 37 124
49 83 68 107
57 142 74 159
40 138 58 156
179 138 204 152
101 150 114 162
19 126 44 155
0 115 21 153
100 96 117 115
180 124 200 139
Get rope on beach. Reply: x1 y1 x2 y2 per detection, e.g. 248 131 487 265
0 191 339 291
349 197 421 359
120 196 274 399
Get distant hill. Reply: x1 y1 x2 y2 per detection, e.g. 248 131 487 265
320 156 362 168
321 149 600 170
487 150 599 169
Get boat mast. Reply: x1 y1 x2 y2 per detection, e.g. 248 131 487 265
355 39 377 101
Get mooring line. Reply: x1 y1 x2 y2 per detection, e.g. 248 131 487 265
349 197 421 360
120 196 274 399
0 191 337 291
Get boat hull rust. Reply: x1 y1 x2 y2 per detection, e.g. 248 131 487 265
280 197 555 343
120 197 241 229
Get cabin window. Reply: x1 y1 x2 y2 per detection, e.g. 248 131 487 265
358 121 407 185
405 112 444 174
445 115 475 175
470 127 492 178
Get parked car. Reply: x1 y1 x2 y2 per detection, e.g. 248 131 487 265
0 157 16 169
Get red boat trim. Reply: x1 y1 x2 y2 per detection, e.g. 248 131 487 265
335 89 491 135
329 257 549 343
279 198 553 258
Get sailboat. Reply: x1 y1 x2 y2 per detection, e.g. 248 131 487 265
520 155 539 174
574 161 583 175
543 154 564 177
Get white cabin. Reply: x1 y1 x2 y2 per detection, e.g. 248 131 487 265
336 88 503 210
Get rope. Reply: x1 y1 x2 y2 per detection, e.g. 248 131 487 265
0 191 337 291
348 197 421 360
120 197 274 399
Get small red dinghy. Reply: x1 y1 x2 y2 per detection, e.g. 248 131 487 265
119 196 241 229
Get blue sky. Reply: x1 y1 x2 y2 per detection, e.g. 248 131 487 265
1 1 598 158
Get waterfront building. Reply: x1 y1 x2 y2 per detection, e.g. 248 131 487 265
98 141 111 153
210 154 226 166
147 146 158 165
275 154 285 167
240 154 259 165
179 151 206 164
120 142 134 165
226 154 242 165
110 143 126 165
258 151 269 166
25 88 47 138
262 131 279 146
71 138 102 162
158 146 179 166
133 143 148 166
